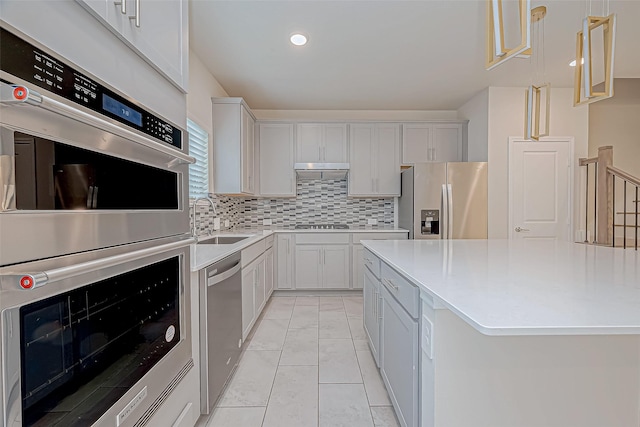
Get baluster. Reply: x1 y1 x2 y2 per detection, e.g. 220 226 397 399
594 163 598 243
623 180 627 249
612 176 615 247
636 187 638 251
585 164 589 243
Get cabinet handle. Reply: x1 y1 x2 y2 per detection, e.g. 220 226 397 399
129 0 140 27
318 146 321 161
323 146 326 161
373 290 377 319
114 0 126 14
377 293 383 322
287 239 290 254
382 278 399 291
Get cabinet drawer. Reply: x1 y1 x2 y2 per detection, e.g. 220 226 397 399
241 239 266 267
295 233 350 244
353 232 408 243
380 263 419 318
265 234 275 249
363 248 381 279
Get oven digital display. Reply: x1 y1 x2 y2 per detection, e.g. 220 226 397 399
102 94 143 127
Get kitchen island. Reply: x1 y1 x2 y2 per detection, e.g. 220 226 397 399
361 239 640 427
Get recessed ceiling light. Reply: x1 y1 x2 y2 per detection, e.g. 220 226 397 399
290 33 308 46
569 58 585 67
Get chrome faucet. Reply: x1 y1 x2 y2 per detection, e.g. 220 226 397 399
191 196 217 237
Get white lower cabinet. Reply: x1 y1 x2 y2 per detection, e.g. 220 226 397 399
241 253 265 340
363 267 381 366
352 233 408 290
265 246 274 298
294 233 350 289
380 284 420 427
276 234 294 289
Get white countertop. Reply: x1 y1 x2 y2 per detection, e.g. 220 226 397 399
190 228 408 271
361 239 640 336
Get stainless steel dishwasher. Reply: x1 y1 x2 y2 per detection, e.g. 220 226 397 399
199 252 243 414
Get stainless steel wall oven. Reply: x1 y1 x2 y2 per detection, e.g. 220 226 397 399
0 24 195 427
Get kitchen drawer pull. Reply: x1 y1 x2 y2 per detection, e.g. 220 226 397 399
382 278 399 291
114 0 126 14
129 0 140 27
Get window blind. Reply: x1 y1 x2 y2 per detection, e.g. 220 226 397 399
187 119 210 198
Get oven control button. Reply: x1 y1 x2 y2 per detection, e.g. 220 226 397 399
19 275 34 289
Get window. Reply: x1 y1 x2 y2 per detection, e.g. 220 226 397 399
187 119 210 198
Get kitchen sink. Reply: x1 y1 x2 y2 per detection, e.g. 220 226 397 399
197 236 250 245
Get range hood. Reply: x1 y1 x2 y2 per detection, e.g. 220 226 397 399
294 163 350 179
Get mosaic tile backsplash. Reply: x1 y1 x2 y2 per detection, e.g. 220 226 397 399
189 178 395 235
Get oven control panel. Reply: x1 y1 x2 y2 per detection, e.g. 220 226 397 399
0 27 182 149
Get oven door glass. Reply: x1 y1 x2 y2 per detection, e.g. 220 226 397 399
20 256 180 426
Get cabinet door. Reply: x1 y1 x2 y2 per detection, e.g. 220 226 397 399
241 107 255 194
323 124 348 162
296 124 322 162
241 264 256 339
432 124 462 162
259 123 295 196
402 124 432 164
349 124 375 196
376 124 401 196
254 257 266 315
294 245 322 289
322 245 350 289
265 248 274 299
363 268 380 366
352 245 364 290
276 235 294 289
380 288 419 427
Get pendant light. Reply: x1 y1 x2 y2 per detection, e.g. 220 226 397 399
524 6 550 141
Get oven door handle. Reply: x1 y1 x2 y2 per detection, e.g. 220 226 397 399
1 237 196 290
0 83 195 166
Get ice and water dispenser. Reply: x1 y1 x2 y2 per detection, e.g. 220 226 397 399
421 210 439 236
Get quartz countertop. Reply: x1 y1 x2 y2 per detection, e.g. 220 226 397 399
361 239 640 336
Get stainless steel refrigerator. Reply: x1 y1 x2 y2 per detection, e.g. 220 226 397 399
398 162 488 239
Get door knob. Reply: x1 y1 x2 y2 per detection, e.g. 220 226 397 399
515 227 530 232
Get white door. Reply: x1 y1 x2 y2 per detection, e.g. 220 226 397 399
509 139 572 241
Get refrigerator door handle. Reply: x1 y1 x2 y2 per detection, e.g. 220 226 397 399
447 184 454 239
441 184 448 240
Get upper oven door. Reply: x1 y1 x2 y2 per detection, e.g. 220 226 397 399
0 81 194 266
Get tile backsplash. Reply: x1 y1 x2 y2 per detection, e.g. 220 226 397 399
190 178 395 234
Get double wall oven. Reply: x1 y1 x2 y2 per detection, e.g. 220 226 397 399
0 25 195 427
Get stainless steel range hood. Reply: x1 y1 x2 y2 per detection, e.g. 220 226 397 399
294 163 350 179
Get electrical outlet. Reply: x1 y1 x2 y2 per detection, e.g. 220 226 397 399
263 218 273 226
224 219 230 228
422 316 434 360
367 218 378 225
213 218 221 230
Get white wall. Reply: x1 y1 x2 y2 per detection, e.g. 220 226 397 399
253 109 458 121
487 87 589 238
186 51 229 134
457 88 489 162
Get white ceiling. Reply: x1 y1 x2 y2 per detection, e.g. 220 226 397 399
189 0 640 111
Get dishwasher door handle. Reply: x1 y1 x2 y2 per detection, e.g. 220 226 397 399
207 262 241 287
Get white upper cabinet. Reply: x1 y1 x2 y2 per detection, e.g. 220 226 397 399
258 123 295 197
296 123 348 163
349 123 400 197
402 122 465 164
212 98 256 195
76 0 188 91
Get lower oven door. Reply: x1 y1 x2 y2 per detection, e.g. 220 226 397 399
0 236 194 427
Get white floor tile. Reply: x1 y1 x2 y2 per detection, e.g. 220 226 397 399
343 296 364 318
356 350 391 406
319 338 362 383
280 327 319 366
262 297 296 320
217 350 280 407
289 304 319 329
319 296 345 312
348 316 368 340
353 339 370 351
319 311 351 339
206 407 265 427
296 296 320 306
319 384 374 427
262 365 319 427
370 406 400 427
247 319 289 351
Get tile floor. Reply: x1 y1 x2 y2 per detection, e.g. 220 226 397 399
204 295 400 427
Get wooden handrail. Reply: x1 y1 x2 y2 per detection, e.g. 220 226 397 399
608 166 640 188
579 157 598 166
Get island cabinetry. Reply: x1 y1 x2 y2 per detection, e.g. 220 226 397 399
258 123 295 197
402 122 464 164
363 248 382 366
353 233 407 290
275 234 294 290
212 98 256 195
379 262 420 427
296 123 348 163
349 123 400 197
77 0 188 91
294 233 350 289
